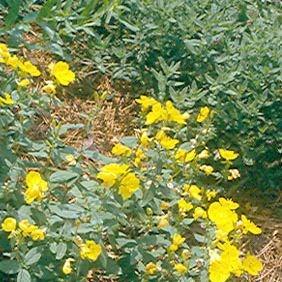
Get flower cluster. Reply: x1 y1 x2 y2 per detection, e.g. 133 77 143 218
1 217 45 241
97 163 140 200
0 43 75 97
136 96 189 125
0 52 264 282
0 43 41 76
24 171 48 204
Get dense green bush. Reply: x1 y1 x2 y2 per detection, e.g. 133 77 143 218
0 0 281 190
0 46 263 281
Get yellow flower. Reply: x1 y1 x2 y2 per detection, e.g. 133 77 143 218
242 254 263 276
172 233 185 247
49 61 75 86
24 187 44 204
155 130 179 150
80 240 102 261
19 219 36 237
165 101 188 125
184 184 202 201
0 93 14 106
198 149 209 159
17 78 30 88
136 95 158 112
215 229 229 243
175 148 187 162
146 103 166 125
30 228 45 241
26 171 48 191
5 55 21 68
218 149 239 161
24 171 48 204
145 262 157 275
140 131 151 147
241 215 262 235
1 217 16 232
219 198 239 210
118 172 140 200
112 143 132 157
209 258 230 282
199 164 214 175
42 81 56 95
62 258 75 275
19 61 41 76
208 202 238 234
185 149 196 162
219 243 242 275
157 215 169 229
168 233 185 252
134 147 145 166
206 189 218 201
144 99 188 125
174 263 188 274
193 207 207 220
96 171 116 188
168 244 179 252
0 43 10 62
228 169 240 180
178 198 193 213
197 106 210 123
97 163 129 187
209 244 242 278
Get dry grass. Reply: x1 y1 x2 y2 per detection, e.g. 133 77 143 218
51 78 137 154
247 217 282 282
237 189 282 282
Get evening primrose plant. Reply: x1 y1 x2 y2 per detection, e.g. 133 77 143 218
0 44 262 281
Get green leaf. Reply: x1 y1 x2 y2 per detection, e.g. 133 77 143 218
50 170 79 183
50 204 83 219
56 242 67 260
17 269 31 282
37 0 58 20
120 136 138 148
0 260 20 274
24 247 41 266
5 0 20 26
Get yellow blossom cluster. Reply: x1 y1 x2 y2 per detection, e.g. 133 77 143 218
0 43 75 96
0 43 40 76
1 217 45 241
206 198 262 281
133 96 262 281
97 163 140 200
209 243 263 282
0 93 14 106
168 233 185 252
136 96 189 125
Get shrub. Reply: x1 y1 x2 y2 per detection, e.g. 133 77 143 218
0 44 263 281
2 0 280 190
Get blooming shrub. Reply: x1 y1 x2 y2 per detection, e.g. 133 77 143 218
0 45 263 281
4 0 279 190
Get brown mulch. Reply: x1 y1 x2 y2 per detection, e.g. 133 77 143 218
247 216 282 282
237 189 282 282
51 78 138 154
